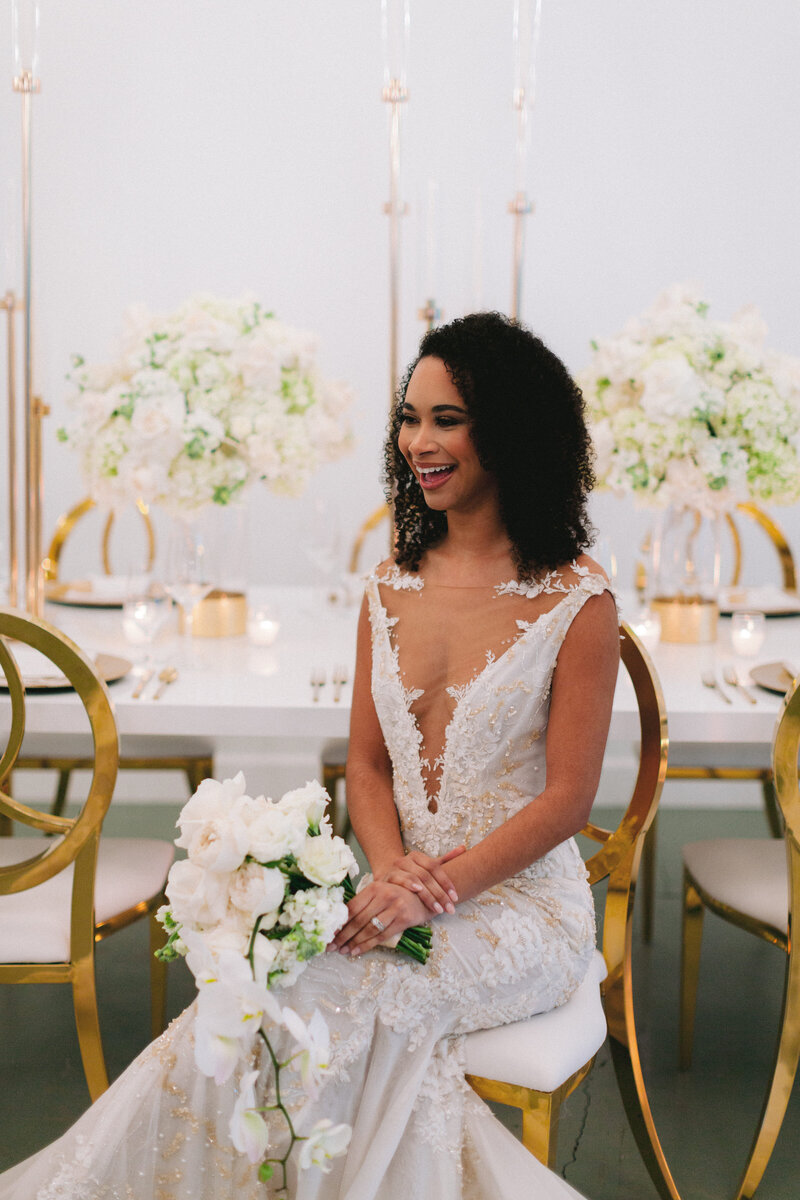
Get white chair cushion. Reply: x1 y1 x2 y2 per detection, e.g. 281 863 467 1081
463 949 608 1094
0 838 175 963
683 839 788 934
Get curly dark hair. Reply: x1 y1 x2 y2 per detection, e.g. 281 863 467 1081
383 311 595 578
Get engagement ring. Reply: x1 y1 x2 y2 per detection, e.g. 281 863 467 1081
370 916 386 933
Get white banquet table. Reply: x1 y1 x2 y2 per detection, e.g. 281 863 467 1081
1 587 798 762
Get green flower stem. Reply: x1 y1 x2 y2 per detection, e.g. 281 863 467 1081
256 1026 305 1193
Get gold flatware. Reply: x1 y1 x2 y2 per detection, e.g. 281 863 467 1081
333 663 349 702
701 671 732 704
131 667 154 700
310 668 325 702
153 666 178 700
722 666 757 705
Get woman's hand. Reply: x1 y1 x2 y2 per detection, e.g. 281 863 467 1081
330 881 429 958
374 845 466 916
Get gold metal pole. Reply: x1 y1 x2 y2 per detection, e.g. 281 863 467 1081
13 67 43 617
382 78 408 411
3 292 20 608
508 193 533 321
417 298 441 333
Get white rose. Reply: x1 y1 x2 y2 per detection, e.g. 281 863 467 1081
297 830 357 886
165 858 231 928
640 356 704 421
247 804 307 863
229 862 286 920
200 917 251 960
130 392 186 440
279 781 330 831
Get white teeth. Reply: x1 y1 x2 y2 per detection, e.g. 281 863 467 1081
419 465 453 476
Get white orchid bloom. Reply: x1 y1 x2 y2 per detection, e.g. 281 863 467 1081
229 1069 270 1164
298 1119 351 1172
281 1008 331 1098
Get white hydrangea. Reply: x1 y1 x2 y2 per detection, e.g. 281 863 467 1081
59 293 354 515
579 285 800 513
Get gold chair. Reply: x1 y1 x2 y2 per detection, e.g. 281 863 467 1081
14 496 213 817
0 608 175 1101
464 624 681 1198
640 501 797 943
678 673 800 1199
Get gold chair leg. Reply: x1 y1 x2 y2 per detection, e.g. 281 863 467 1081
641 809 658 943
521 1089 560 1170
149 908 169 1040
734 913 800 1197
608 1033 682 1200
184 756 213 795
51 768 72 819
679 872 705 1071
322 763 350 841
760 775 783 839
71 956 110 1102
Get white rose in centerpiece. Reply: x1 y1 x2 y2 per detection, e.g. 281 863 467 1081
297 830 357 887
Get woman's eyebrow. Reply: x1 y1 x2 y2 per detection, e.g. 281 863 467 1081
401 402 466 413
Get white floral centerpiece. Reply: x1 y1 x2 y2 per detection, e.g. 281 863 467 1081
58 294 354 515
578 284 800 517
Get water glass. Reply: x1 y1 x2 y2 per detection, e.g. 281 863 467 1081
730 611 767 658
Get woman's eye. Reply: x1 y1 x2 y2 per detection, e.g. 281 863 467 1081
400 413 418 425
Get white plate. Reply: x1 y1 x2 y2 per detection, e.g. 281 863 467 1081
45 574 150 609
749 662 796 695
718 586 800 617
0 645 132 691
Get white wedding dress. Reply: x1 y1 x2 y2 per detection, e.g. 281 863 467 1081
0 561 611 1200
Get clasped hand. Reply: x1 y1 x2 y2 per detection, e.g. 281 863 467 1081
331 845 465 957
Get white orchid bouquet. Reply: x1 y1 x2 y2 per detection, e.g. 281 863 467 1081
58 294 354 515
156 773 358 1189
578 284 800 516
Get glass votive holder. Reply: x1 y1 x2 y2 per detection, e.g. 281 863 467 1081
247 606 281 646
629 607 662 653
730 610 767 658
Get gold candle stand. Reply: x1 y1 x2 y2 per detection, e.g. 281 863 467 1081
5 64 46 617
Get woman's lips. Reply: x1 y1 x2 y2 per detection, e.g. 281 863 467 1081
417 465 456 490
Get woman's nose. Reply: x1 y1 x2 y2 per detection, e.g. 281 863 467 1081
409 421 437 454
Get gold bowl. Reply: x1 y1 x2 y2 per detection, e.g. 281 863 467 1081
652 595 719 644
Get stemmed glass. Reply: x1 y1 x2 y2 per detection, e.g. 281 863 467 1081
162 522 214 663
121 584 171 669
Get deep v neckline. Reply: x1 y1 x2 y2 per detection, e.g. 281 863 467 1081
371 584 569 814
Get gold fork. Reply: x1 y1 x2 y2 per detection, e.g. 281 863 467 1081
310 668 326 702
153 666 178 700
701 671 732 705
332 664 349 703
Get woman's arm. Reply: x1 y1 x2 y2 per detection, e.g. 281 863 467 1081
343 596 405 872
339 590 619 955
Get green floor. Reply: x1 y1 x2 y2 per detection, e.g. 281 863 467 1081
1 804 798 1198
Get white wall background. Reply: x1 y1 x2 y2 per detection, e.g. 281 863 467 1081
1 0 799 589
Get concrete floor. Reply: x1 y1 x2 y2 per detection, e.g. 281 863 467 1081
1 803 798 1198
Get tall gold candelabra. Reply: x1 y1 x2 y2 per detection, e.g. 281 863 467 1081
6 57 46 615
382 76 408 409
509 0 542 321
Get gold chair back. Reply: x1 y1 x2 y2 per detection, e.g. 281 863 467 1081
0 608 119 890
733 677 800 1199
43 496 156 581
348 503 391 575
727 502 796 593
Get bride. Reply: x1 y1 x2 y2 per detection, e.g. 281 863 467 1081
0 311 619 1199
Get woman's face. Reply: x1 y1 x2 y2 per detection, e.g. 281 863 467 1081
397 356 498 514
